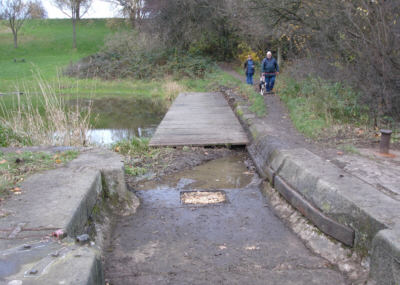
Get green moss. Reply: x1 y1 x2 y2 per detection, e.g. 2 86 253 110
125 165 147 176
321 202 331 212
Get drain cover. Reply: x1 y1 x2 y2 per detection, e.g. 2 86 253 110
180 190 227 205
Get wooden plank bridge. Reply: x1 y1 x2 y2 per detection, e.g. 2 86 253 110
149 92 249 147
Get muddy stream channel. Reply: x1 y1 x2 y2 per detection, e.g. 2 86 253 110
104 152 347 284
81 97 347 284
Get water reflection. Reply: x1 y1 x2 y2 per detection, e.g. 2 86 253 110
69 97 166 145
87 127 156 145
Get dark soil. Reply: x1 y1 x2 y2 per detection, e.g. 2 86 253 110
124 146 241 190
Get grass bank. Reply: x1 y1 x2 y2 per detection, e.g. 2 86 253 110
275 74 370 139
0 18 128 92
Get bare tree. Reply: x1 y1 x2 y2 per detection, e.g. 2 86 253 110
28 0 47 18
107 0 145 28
52 0 92 49
0 0 31 48
245 0 400 120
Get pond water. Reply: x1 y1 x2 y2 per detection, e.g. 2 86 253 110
71 97 166 145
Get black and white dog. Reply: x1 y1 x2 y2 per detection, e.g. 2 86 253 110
259 74 266 95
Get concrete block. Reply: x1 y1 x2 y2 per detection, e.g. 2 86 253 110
274 175 354 246
370 229 400 285
6 246 104 285
0 148 139 284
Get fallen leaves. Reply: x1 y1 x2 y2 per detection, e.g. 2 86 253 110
53 154 62 164
10 187 22 195
1 150 79 200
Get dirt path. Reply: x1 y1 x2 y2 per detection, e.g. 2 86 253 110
219 63 341 159
104 153 346 284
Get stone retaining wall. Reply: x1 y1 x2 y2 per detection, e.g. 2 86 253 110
224 90 400 285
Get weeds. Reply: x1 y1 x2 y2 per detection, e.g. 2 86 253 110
162 80 185 105
276 74 369 138
113 137 154 157
113 137 162 178
125 165 147 176
0 123 28 147
0 75 92 146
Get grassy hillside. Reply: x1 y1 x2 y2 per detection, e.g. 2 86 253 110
0 18 127 92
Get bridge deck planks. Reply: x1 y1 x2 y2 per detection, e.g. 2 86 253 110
149 92 249 147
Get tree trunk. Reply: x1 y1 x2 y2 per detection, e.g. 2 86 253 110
13 31 18 48
72 18 77 49
76 5 80 20
129 12 136 28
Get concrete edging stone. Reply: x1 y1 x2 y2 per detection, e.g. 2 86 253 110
0 148 139 285
224 90 400 285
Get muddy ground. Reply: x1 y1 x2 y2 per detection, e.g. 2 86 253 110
104 151 348 285
103 67 377 284
124 146 241 190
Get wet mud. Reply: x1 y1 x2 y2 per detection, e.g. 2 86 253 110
104 153 347 285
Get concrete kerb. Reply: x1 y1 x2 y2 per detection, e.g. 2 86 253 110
0 148 139 284
68 149 140 216
224 90 400 284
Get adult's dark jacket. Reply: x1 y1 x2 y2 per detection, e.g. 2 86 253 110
244 59 255 75
261 57 279 76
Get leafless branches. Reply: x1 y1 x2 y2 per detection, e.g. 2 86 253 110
0 0 31 48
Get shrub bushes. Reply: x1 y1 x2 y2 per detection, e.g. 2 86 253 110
65 32 215 80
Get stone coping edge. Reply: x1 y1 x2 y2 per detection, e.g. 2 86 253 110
223 90 400 285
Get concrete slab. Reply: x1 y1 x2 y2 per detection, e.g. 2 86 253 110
333 152 400 200
0 149 137 284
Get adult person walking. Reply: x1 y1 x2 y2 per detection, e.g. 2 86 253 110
261 51 279 94
244 55 255 85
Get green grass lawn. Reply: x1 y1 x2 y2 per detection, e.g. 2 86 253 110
0 18 130 92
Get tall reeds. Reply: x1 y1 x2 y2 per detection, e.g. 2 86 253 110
0 75 92 146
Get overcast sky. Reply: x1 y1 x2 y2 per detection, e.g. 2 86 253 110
42 0 122 18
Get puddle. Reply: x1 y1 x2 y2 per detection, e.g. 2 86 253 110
69 97 167 145
137 154 253 191
0 241 63 279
